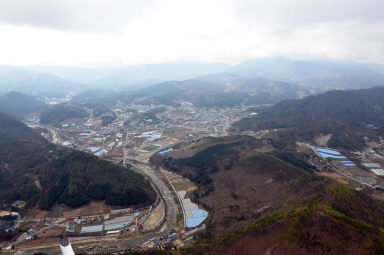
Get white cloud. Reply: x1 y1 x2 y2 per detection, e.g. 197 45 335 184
0 0 383 66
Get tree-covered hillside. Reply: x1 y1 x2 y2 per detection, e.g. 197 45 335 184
0 113 156 210
40 103 88 125
231 86 384 149
149 135 384 255
0 91 47 120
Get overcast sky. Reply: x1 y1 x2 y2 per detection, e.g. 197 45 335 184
0 0 383 66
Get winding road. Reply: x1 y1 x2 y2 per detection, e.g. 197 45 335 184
121 163 176 248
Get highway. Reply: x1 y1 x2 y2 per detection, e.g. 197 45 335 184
14 126 177 252
118 131 177 248
121 163 176 248
15 162 176 253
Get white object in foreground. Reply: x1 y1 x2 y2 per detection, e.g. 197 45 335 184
58 236 75 255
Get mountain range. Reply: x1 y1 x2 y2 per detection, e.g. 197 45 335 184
232 57 384 90
1 57 384 97
71 76 316 108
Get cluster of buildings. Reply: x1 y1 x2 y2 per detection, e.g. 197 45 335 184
30 100 249 165
306 154 334 172
63 208 140 235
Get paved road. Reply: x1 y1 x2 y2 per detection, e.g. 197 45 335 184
14 133 176 252
121 164 176 249
12 220 64 248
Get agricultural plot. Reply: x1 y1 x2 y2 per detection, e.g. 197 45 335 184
141 144 161 152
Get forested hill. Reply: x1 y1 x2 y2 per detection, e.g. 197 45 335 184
40 103 88 125
0 91 47 120
0 112 45 141
0 113 156 210
231 86 384 149
150 135 384 255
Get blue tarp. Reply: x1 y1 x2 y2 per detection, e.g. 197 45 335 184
158 148 173 155
338 161 352 163
344 163 356 167
167 233 177 238
316 148 341 155
191 210 208 218
134 211 140 217
319 152 346 159
186 209 208 228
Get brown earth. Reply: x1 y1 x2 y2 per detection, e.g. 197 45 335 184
61 201 114 217
314 134 332 146
223 211 384 255
317 172 348 184
153 135 384 254
197 154 327 233
18 237 57 248
152 136 326 234
37 226 64 238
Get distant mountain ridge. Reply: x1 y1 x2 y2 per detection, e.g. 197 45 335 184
73 77 313 107
0 57 382 97
28 61 231 86
231 57 384 90
0 66 85 96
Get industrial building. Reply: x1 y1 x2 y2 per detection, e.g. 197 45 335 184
371 169 384 176
104 215 133 231
362 163 381 168
80 225 103 234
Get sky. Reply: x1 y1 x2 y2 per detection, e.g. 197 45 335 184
0 0 383 66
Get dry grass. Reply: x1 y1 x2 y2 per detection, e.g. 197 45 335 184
18 237 57 248
62 201 113 217
317 172 348 184
314 134 332 146
146 203 163 227
37 226 64 238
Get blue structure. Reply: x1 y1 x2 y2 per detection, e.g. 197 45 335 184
134 211 140 217
186 209 208 228
317 148 356 166
319 152 346 159
316 148 341 155
158 148 173 155
167 233 177 238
